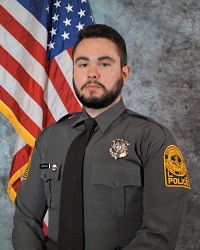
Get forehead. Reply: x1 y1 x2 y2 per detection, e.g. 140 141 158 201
74 38 120 59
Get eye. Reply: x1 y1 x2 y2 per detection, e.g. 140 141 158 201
99 62 110 67
79 63 88 68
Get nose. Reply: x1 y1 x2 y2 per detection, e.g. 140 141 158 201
88 65 100 80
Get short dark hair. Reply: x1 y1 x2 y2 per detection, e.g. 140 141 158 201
72 24 127 67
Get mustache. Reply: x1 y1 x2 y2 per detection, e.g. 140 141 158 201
81 80 106 91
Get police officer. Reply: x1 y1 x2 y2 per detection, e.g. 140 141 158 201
13 24 190 250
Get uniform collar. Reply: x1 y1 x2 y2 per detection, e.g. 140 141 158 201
70 99 126 133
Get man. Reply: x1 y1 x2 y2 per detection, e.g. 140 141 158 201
13 24 190 250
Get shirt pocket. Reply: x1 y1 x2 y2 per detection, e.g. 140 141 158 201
92 164 143 219
40 161 62 210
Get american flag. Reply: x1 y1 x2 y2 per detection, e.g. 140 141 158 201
0 0 93 204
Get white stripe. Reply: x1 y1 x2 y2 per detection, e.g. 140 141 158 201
44 79 70 120
55 51 73 88
44 210 49 227
1 25 46 89
55 50 82 107
1 25 68 121
13 136 27 155
1 0 47 48
1 66 43 129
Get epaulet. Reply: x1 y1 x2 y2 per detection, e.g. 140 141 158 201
57 112 81 123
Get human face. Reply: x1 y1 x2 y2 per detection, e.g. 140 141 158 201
73 38 130 109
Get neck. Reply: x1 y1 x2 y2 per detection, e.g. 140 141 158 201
84 96 121 118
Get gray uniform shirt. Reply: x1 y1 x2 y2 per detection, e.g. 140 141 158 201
13 99 190 250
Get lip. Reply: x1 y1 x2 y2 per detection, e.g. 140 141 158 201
85 84 101 90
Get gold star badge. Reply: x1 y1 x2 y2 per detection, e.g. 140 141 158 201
109 138 130 160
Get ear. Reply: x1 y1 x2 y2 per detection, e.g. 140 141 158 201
122 65 130 85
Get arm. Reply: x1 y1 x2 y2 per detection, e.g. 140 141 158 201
12 138 47 250
124 126 190 250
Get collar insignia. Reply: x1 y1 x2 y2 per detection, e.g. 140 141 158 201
109 138 130 160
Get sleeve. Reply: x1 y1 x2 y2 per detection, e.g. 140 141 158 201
123 125 190 250
12 137 47 250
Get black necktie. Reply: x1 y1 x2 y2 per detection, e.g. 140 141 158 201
57 118 97 250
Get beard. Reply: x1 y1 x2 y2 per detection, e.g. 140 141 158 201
73 77 124 109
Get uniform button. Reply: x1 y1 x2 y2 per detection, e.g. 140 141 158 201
51 164 58 171
44 174 46 178
114 180 120 186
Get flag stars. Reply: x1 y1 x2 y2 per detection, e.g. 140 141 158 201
49 28 57 36
54 0 61 8
45 0 93 60
52 13 59 22
63 18 71 26
78 9 86 18
47 41 55 50
76 22 84 31
65 3 73 12
61 31 70 40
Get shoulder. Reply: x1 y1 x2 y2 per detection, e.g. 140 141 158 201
56 112 81 123
37 112 81 141
125 109 167 129
124 109 174 140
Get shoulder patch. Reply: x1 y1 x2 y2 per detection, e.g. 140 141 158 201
164 145 190 189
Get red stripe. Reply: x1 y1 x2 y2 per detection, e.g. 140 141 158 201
1 47 55 127
2 7 81 118
2 48 44 108
10 144 33 178
46 57 82 113
43 107 56 127
1 87 41 138
67 46 73 59
1 6 46 66
42 222 48 236
13 178 22 194
10 144 32 193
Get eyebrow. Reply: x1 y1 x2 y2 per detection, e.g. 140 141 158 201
75 56 89 63
75 56 115 63
98 56 115 62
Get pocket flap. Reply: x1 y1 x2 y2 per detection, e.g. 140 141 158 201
92 164 141 189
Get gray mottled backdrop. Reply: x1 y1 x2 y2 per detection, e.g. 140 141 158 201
0 0 199 249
